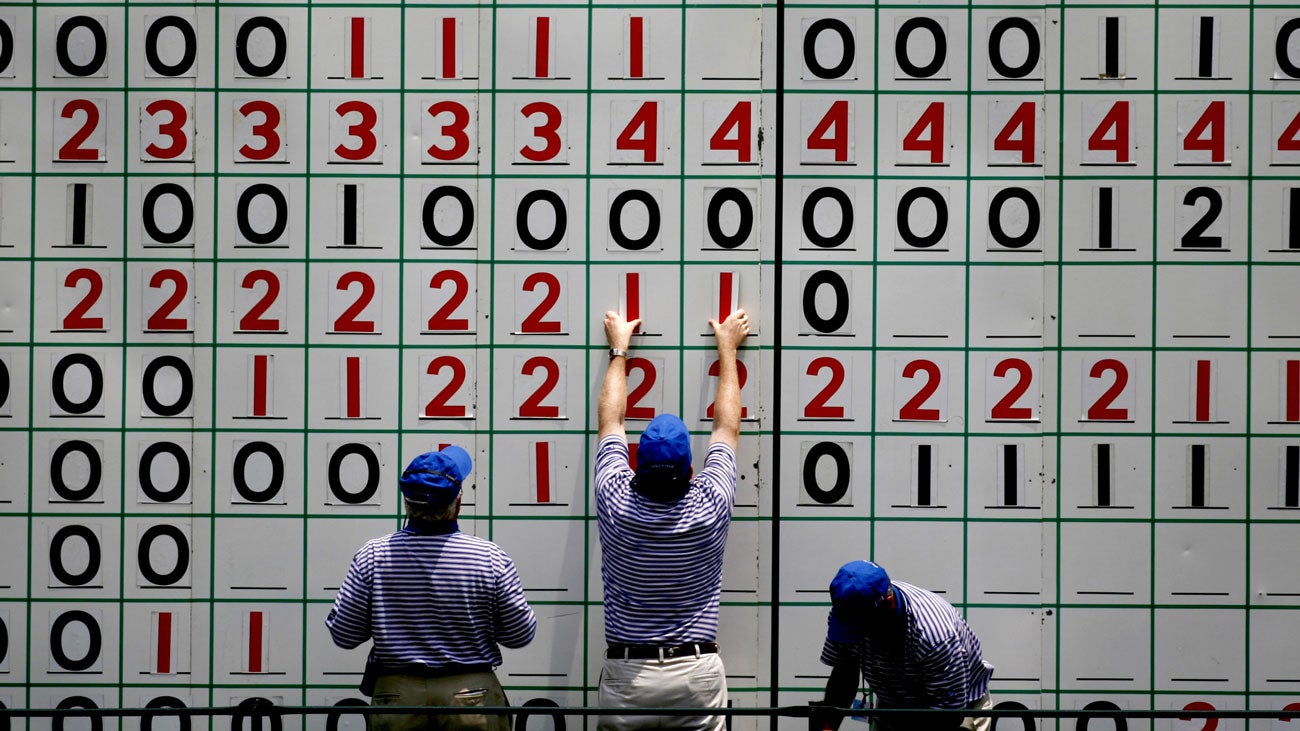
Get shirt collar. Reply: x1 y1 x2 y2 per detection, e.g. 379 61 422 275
401 519 459 536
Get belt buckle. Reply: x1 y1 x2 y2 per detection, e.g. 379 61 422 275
664 645 678 659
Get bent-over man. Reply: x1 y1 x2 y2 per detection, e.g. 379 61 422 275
817 560 994 731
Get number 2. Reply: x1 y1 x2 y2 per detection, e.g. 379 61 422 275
707 359 749 419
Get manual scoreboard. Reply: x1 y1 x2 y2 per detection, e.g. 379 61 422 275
0 2 1298 729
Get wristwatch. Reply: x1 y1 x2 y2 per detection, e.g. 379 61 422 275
608 348 629 360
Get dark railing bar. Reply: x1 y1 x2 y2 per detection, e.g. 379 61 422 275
0 705 1296 720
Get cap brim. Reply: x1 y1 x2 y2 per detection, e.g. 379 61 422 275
439 445 473 480
826 606 867 644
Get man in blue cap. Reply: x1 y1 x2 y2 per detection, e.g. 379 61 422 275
327 446 537 731
592 308 750 730
814 560 994 731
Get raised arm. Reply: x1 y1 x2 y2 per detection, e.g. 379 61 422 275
708 309 750 449
598 310 641 440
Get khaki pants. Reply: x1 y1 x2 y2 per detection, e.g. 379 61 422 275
370 670 509 731
871 694 992 731
597 652 728 730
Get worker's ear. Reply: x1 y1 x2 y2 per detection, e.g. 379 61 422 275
453 494 463 519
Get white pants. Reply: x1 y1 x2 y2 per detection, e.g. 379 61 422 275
597 652 728 730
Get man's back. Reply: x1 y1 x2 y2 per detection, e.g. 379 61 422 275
329 528 535 667
594 436 736 644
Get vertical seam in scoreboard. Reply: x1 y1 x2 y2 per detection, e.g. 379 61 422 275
24 2 35 710
483 0 497 550
771 0 786 718
396 2 408 536
208 1 221 706
677 3 687 422
582 0 594 708
962 2 974 621
1053 0 1065 722
301 3 314 709
118 4 131 707
870 0 881 600
1242 0 1255 708
1148 3 1160 711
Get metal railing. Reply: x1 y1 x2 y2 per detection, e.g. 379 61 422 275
1 698 1297 730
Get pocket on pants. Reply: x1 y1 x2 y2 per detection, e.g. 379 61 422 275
451 688 491 731
687 670 722 695
452 688 489 707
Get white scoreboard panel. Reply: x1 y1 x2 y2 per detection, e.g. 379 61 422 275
0 1 1298 729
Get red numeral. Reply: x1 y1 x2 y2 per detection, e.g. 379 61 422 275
534 442 552 502
344 356 363 418
250 355 271 417
238 100 283 161
902 102 945 164
625 357 657 420
1279 109 1300 152
349 17 366 79
807 99 849 162
1286 360 1300 423
1179 702 1218 731
440 18 457 78
1086 358 1130 421
1183 100 1226 163
993 101 1036 164
627 16 645 78
534 17 551 77
519 101 563 162
424 355 467 418
63 268 105 330
709 101 752 163
707 359 749 419
144 99 189 160
238 270 282 332
1087 101 1130 163
427 100 471 161
155 612 173 674
247 611 264 673
427 270 470 331
615 101 658 163
1194 359 1212 422
990 358 1034 420
334 100 379 161
518 356 560 418
804 356 845 419
146 269 190 331
333 271 376 333
58 99 102 161
520 272 562 334
899 359 942 421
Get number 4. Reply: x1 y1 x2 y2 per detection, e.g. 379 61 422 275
1179 100 1227 164
613 100 659 164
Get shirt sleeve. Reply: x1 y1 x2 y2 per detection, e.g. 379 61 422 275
326 543 375 649
820 636 861 668
593 434 633 506
493 548 537 649
693 441 738 508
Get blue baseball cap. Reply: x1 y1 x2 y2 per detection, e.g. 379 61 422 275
636 414 692 477
399 446 473 507
826 560 893 643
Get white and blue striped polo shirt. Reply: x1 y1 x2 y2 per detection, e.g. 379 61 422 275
595 434 737 645
327 523 537 668
820 580 993 708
